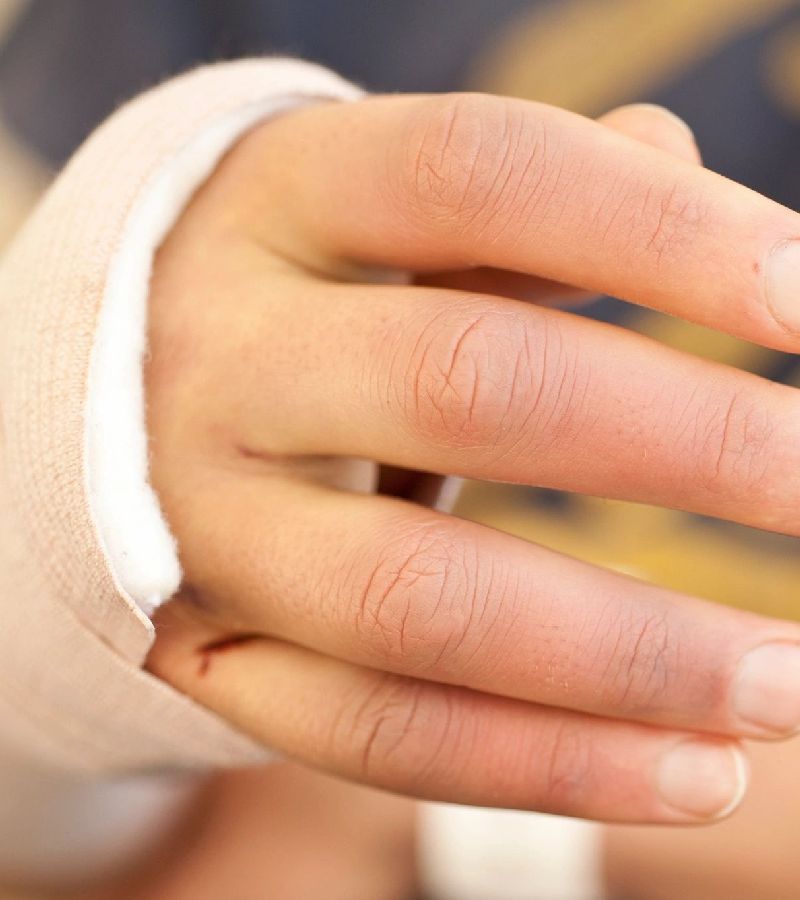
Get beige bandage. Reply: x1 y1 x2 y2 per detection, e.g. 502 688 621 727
0 57 362 775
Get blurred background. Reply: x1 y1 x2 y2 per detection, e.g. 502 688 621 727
4 0 798 622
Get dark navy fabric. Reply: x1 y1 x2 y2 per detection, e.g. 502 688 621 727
4 0 797 209
0 0 536 163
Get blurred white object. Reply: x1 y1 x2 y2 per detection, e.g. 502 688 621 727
418 804 604 900
0 745 198 887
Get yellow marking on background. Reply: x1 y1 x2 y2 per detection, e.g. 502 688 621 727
472 0 796 115
763 21 800 114
457 482 800 621
628 309 775 373
0 0 25 42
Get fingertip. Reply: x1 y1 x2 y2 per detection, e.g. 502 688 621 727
600 103 701 165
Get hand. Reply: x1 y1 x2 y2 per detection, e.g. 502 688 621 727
145 93 800 824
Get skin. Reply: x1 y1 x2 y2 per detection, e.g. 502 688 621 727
143 93 800 826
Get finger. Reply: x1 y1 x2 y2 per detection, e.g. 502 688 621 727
154 470 800 742
148 605 749 825
228 92 800 349
598 103 700 165
188 272 800 537
418 103 701 305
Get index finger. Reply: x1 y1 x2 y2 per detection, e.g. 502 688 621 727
235 93 800 350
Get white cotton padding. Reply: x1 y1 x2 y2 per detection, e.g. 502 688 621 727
84 97 314 617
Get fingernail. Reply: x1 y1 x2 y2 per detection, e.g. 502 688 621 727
766 240 800 333
657 741 747 820
733 642 800 736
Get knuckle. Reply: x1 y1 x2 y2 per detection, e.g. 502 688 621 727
403 309 514 448
591 602 676 713
350 678 426 780
616 610 673 710
695 390 775 497
397 93 550 238
634 182 708 266
396 306 585 454
336 677 455 783
346 520 496 676
538 721 595 811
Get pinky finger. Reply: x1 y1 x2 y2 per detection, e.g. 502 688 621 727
148 604 747 825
